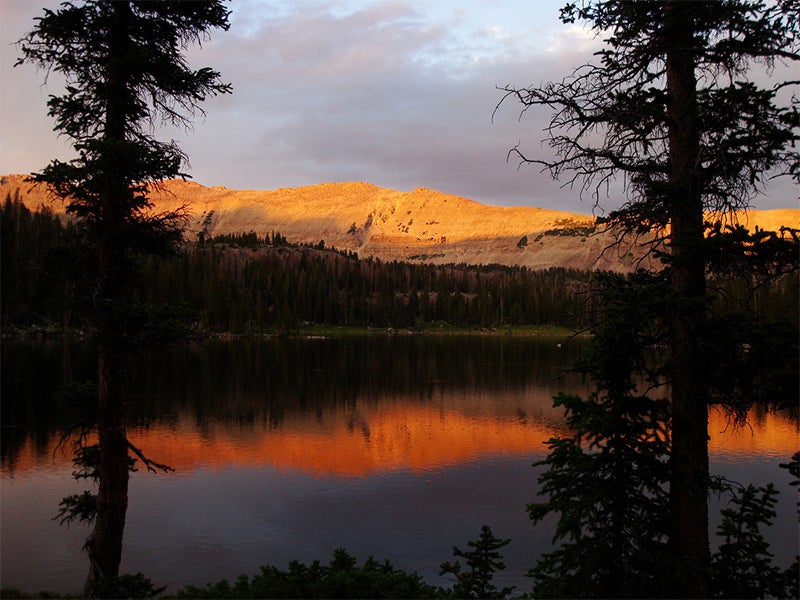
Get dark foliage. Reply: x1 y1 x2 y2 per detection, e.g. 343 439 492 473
780 451 800 515
150 244 594 332
439 525 515 599
83 573 165 600
710 484 788 599
5 200 798 338
169 549 442 599
527 272 672 599
499 1 798 595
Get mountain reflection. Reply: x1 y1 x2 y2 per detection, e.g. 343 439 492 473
3 335 583 475
3 336 798 478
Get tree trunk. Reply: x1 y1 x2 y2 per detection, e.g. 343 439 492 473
85 343 129 589
85 2 132 593
664 2 710 597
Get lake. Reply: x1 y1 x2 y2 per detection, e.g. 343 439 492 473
1 335 797 595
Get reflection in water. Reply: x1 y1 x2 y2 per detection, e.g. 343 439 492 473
707 404 799 463
2 336 585 475
2 336 798 594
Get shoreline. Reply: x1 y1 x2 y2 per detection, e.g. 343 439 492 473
1 323 586 341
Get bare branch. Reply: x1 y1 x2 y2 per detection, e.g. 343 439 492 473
127 439 174 474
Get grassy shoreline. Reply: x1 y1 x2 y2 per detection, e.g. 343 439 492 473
1 322 585 341
214 323 584 339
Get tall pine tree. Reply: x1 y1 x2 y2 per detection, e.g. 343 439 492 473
499 1 798 596
17 1 230 593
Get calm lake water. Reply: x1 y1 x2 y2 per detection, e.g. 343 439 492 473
1 335 798 594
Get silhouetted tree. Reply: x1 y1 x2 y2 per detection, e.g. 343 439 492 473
499 1 798 595
439 525 514 599
528 271 672 598
709 484 787 599
17 1 230 593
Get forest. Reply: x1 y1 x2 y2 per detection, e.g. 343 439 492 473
1 191 601 334
3 191 797 337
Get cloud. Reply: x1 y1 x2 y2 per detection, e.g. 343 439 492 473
167 1 605 213
2 0 795 214
0 1 74 170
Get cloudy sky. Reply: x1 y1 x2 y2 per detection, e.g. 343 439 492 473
1 0 797 215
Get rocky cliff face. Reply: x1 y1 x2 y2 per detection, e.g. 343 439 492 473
3 173 797 272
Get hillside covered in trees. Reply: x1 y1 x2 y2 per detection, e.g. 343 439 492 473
1 193 595 333
3 192 796 335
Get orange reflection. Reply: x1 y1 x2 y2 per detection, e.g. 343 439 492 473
124 403 563 477
4 397 564 477
708 406 799 462
5 403 796 478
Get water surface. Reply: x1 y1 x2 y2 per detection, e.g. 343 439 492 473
2 336 797 594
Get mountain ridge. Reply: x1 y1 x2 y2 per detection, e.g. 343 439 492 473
2 173 797 272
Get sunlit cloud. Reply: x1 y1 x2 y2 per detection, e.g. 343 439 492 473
545 24 602 55
1 0 795 212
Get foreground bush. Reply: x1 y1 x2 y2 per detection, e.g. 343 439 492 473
168 548 444 599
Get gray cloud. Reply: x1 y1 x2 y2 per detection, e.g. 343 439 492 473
168 2 604 213
2 1 796 214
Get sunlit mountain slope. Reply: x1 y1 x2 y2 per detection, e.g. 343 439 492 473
2 174 797 271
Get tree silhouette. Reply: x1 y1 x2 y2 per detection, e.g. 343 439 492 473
710 484 785 599
528 271 672 598
440 525 514 599
17 1 230 593
499 1 798 596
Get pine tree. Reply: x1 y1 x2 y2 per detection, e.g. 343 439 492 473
499 2 799 595
710 484 786 599
17 1 230 593
440 525 515 599
528 272 671 598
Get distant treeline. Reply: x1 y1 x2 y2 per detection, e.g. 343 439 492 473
3 192 796 335
141 243 594 333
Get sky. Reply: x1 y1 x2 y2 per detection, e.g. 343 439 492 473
1 0 797 215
